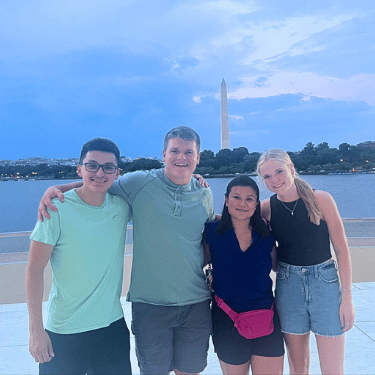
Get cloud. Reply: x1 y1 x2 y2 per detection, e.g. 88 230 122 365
176 0 257 16
240 14 355 67
230 72 375 105
170 56 200 74
193 96 202 103
230 115 244 120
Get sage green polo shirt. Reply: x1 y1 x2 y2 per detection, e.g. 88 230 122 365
31 190 131 334
109 168 215 306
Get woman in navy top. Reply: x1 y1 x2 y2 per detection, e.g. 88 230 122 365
204 175 284 375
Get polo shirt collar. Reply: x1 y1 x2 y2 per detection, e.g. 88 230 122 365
158 168 192 190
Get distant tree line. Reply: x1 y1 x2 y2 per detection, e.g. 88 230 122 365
1 142 374 179
0 163 79 179
195 142 375 175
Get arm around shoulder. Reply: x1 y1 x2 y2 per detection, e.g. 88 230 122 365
108 170 152 203
38 181 83 221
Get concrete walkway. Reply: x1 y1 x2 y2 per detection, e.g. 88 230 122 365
1 285 374 375
0 221 374 374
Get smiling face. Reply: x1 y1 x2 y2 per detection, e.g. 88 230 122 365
163 137 200 185
259 159 296 197
77 150 119 195
225 185 258 222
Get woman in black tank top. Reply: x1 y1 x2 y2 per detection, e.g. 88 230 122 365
257 148 354 375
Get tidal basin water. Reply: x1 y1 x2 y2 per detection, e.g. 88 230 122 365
0 173 374 233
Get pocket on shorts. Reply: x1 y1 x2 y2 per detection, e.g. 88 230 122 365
276 268 286 280
131 321 138 337
318 264 339 283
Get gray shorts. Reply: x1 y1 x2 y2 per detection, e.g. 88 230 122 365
131 300 212 375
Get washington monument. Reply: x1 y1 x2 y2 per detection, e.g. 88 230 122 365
221 78 230 149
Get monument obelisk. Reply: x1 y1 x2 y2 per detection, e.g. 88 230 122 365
221 78 230 149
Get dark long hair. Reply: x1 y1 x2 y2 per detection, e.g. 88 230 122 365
216 175 270 237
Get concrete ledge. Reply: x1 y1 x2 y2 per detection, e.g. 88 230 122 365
1 221 374 305
348 238 375 246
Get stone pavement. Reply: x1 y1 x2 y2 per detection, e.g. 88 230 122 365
1 285 374 375
0 221 374 374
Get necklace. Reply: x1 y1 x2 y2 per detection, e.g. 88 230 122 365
280 199 298 216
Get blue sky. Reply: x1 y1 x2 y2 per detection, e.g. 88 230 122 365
1 0 374 160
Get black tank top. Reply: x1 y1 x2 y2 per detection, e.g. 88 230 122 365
270 194 331 266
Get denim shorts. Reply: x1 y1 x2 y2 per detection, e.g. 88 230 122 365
275 259 343 336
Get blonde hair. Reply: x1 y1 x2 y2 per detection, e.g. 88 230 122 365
256 149 322 225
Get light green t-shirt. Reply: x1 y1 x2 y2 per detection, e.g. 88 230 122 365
30 189 131 334
109 168 215 306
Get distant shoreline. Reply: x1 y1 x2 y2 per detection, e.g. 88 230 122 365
202 171 375 178
1 218 375 237
1 170 374 182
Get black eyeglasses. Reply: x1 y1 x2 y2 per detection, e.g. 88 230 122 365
81 162 118 174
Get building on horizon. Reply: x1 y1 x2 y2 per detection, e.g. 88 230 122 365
221 78 230 149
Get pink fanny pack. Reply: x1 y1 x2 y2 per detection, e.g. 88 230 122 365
215 295 274 339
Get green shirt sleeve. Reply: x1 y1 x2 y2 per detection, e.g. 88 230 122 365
30 204 61 246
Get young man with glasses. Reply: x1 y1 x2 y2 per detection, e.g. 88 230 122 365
26 138 132 375
37 127 215 375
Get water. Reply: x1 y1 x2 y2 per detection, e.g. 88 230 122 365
0 174 374 233
208 174 375 219
0 179 78 233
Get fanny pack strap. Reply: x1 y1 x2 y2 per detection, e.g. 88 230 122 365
215 295 274 321
214 295 239 321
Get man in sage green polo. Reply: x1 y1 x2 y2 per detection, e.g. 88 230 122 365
110 127 215 375
38 126 215 375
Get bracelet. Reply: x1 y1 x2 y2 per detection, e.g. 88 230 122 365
342 289 352 292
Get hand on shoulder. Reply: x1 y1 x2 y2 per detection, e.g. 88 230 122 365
37 186 65 221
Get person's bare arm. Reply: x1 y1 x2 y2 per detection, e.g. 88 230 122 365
38 181 83 221
316 190 355 332
26 240 55 363
260 198 271 222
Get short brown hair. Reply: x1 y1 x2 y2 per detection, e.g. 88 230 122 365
163 126 201 152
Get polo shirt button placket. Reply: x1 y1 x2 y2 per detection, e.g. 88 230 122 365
174 187 182 216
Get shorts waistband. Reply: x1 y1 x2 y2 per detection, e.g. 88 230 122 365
277 259 335 277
